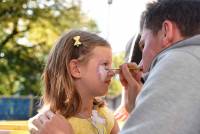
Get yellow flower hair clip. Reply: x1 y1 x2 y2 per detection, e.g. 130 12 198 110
73 35 82 47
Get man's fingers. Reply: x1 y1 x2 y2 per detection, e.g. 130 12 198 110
115 112 124 120
39 114 49 124
120 114 128 121
45 110 55 120
30 113 50 132
121 64 137 84
28 117 39 133
30 128 39 134
32 116 43 130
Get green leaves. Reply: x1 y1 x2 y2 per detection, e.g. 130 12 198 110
0 0 98 95
108 52 125 97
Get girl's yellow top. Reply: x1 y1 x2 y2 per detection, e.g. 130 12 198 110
68 107 114 134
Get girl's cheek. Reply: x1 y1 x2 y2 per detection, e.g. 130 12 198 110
98 65 108 82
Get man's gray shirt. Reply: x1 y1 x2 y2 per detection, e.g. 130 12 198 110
120 34 200 134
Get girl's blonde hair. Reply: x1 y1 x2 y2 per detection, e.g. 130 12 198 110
42 30 111 118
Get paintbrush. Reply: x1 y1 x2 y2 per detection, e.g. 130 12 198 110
106 67 142 73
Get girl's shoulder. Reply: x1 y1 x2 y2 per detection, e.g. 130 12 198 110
97 106 115 133
98 106 114 122
67 106 115 134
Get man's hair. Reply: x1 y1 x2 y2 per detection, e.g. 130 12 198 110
143 0 200 37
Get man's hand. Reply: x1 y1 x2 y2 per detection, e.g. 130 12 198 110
114 104 129 121
28 110 74 134
119 63 143 112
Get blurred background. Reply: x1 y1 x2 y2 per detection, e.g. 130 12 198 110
0 0 148 133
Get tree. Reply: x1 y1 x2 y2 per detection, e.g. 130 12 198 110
0 0 98 95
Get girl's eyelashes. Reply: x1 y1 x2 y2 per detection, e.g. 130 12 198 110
102 62 110 70
103 62 108 66
102 62 108 67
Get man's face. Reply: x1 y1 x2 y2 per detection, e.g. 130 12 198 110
139 28 164 73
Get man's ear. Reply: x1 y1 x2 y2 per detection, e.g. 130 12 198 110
161 20 174 48
69 59 81 78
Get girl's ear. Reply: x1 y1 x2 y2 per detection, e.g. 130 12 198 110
161 20 174 48
69 59 81 78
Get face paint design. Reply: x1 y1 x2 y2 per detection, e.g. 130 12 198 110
98 65 108 82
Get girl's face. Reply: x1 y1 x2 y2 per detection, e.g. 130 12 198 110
78 46 114 97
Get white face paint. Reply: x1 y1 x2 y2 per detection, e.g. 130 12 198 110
98 65 108 82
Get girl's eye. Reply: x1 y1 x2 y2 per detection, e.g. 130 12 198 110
102 62 108 66
103 63 109 70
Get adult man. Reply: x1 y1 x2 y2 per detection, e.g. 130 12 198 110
120 0 200 133
29 0 200 133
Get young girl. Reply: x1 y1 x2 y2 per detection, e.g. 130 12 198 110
29 30 119 134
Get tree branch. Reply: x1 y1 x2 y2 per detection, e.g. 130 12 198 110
0 22 18 52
